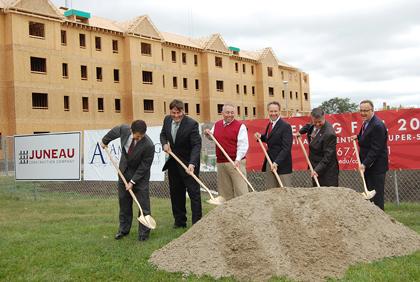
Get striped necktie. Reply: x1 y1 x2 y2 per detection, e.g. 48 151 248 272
267 122 273 136
310 128 319 142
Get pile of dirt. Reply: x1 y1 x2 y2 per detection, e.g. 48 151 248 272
149 187 420 281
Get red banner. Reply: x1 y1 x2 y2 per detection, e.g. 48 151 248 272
244 108 420 171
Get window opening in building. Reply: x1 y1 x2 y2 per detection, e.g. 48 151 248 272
115 98 121 113
81 65 88 80
30 57 46 73
32 93 48 109
29 22 44 38
142 71 153 84
216 80 224 92
82 97 89 111
141 42 152 55
98 97 104 112
144 99 154 112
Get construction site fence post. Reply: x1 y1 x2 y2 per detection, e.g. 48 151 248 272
394 170 400 206
2 137 8 176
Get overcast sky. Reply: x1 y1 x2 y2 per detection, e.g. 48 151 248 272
52 0 420 109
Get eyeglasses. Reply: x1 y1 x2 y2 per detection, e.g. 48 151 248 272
359 109 372 113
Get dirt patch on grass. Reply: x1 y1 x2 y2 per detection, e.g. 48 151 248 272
150 187 420 281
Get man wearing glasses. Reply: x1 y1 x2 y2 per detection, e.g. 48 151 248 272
353 100 388 210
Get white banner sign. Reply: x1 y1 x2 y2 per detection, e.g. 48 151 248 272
14 132 81 181
83 127 165 181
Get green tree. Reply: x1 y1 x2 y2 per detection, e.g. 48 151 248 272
319 97 358 114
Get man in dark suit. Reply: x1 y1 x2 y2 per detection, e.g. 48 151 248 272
255 101 293 188
160 99 202 228
354 100 388 210
101 120 155 241
298 107 339 187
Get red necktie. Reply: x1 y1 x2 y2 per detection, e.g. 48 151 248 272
267 122 273 136
361 122 367 135
127 139 135 155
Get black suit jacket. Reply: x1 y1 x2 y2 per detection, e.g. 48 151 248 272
357 114 389 175
300 121 339 185
160 115 201 174
260 118 293 174
102 124 155 184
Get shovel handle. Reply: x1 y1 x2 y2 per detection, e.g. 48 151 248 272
103 146 145 217
256 138 284 187
208 132 255 192
352 140 370 195
296 135 320 187
167 150 216 201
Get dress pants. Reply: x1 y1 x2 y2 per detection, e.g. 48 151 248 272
265 162 292 188
117 176 151 236
365 172 386 210
167 160 202 226
216 160 248 201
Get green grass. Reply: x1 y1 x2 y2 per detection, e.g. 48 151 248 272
0 183 419 281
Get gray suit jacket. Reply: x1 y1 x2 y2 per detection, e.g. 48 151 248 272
102 124 155 184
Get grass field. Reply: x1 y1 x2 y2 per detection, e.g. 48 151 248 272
0 184 419 281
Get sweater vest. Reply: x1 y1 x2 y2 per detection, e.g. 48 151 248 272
213 119 244 163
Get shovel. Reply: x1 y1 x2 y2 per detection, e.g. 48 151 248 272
207 132 255 192
256 138 284 187
103 146 157 229
296 135 321 187
167 149 225 205
352 140 376 200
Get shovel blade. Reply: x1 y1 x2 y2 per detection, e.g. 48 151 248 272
137 215 157 230
363 189 376 200
207 195 225 206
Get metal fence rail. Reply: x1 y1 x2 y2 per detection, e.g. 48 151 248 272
1 136 419 202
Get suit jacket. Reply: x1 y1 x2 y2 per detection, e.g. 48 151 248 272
102 124 155 184
260 118 293 174
299 121 339 184
357 114 389 175
160 115 201 174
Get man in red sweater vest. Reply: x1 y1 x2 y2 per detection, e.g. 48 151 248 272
205 103 249 201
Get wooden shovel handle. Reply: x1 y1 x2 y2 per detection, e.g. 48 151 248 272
103 146 144 216
167 150 216 200
207 132 255 192
296 135 320 187
352 140 370 194
256 138 284 187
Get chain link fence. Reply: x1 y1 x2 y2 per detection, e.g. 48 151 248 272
1 136 419 203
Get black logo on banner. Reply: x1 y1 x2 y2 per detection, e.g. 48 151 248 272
19 150 29 164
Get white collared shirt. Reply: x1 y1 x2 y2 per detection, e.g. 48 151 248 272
270 116 281 129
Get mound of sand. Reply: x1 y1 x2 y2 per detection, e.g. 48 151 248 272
150 187 420 281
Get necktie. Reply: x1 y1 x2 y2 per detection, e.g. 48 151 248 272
361 122 367 135
310 128 319 142
267 122 273 136
172 122 179 142
127 139 136 155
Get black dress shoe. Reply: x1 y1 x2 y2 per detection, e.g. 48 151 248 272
114 232 128 240
173 223 187 229
138 234 149 241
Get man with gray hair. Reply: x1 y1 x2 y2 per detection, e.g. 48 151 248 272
205 103 249 201
298 107 339 186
